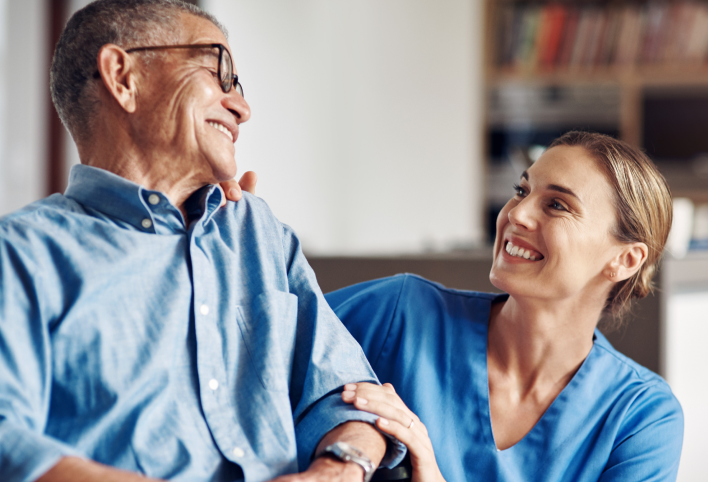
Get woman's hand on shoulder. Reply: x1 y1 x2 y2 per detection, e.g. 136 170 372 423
342 382 446 482
218 171 258 206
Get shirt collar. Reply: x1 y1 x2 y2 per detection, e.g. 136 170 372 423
64 164 224 233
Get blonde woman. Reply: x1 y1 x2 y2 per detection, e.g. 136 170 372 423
329 132 683 481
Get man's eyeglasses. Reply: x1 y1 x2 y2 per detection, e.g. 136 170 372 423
94 43 244 97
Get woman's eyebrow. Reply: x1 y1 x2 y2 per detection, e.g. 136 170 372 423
521 170 582 202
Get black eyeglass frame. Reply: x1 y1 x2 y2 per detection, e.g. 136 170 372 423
94 43 243 97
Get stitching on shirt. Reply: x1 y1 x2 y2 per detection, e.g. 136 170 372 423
371 274 408 371
593 339 661 382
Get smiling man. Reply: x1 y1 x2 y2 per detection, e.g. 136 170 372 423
0 1 403 481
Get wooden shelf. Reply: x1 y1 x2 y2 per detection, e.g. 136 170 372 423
488 65 708 88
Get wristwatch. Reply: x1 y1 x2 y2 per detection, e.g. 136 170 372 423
317 441 375 482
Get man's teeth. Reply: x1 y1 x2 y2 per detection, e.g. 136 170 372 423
505 242 537 261
208 121 233 142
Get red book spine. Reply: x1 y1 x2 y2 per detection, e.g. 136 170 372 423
541 4 567 68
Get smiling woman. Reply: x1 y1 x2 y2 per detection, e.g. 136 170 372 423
330 131 683 481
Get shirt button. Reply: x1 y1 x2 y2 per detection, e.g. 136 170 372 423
148 194 160 205
208 379 219 391
200 304 209 315
141 218 153 229
232 447 245 458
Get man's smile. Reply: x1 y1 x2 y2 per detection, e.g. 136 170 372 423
207 120 235 142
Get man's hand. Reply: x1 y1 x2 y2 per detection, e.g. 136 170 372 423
268 455 365 482
218 171 257 206
269 420 386 482
36 456 161 482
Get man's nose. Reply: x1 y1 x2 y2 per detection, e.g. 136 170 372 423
223 89 251 124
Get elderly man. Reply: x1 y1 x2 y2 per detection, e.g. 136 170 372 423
0 1 404 481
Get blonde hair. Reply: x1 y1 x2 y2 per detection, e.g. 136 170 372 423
548 131 673 327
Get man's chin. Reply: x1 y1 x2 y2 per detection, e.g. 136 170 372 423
210 161 238 184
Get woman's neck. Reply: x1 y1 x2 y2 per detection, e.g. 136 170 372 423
487 296 598 393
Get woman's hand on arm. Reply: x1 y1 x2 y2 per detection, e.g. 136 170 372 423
342 383 447 482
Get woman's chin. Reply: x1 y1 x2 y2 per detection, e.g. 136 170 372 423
489 266 542 299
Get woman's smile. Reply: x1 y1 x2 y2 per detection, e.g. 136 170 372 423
503 239 544 261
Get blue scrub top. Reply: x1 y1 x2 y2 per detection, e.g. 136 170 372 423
326 274 684 482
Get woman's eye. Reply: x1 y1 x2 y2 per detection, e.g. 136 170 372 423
550 200 566 211
513 184 526 197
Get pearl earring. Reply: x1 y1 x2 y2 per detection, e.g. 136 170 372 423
611 272 616 278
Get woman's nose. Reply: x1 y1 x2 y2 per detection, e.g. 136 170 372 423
508 197 538 231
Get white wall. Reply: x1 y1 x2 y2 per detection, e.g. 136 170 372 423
0 0 47 216
665 290 708 482
202 0 485 254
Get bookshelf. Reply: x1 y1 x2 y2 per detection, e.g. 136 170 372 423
484 0 708 147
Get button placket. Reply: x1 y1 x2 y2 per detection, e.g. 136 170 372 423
191 239 246 464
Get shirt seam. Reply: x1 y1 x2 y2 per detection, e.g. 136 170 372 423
593 340 662 383
371 275 408 370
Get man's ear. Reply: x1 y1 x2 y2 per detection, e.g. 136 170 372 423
96 44 138 113
606 242 648 282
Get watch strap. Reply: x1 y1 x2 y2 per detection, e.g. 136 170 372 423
318 441 375 482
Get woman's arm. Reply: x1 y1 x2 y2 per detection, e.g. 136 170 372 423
342 382 446 482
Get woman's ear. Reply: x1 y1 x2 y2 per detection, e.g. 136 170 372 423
96 44 138 113
606 242 648 282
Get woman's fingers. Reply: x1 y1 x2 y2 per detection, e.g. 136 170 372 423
218 171 258 205
238 171 258 195
351 393 417 427
341 382 422 435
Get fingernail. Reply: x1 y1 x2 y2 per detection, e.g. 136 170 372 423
356 397 368 405
378 418 389 426
228 188 240 198
344 383 357 391
342 390 355 399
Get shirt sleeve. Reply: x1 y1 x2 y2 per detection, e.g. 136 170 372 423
279 225 406 470
598 383 684 482
0 239 83 482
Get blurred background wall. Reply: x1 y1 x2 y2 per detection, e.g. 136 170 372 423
0 0 706 479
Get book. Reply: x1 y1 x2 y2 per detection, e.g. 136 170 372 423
557 5 581 67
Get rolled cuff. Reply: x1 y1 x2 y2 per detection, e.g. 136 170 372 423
0 421 84 482
294 391 407 471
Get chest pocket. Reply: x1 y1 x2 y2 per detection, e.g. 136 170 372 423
236 290 298 393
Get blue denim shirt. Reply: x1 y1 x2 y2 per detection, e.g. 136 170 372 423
0 165 402 482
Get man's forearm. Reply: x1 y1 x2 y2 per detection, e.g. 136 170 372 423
36 457 161 482
314 421 387 468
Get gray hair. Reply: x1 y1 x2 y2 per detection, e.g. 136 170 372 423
49 0 227 143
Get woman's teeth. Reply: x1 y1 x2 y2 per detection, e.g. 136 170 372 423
505 241 538 261
208 121 234 142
